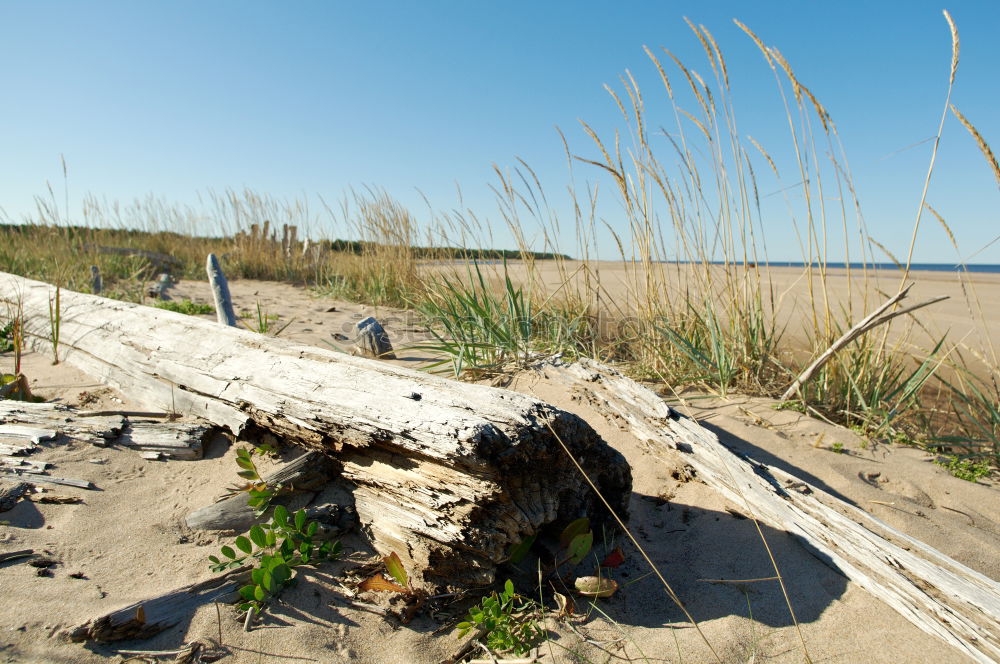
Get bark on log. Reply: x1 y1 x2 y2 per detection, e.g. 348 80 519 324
534 357 1000 664
0 273 632 587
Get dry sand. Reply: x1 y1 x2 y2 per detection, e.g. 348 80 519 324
1 273 998 663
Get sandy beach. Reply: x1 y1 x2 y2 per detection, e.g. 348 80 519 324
1 273 998 663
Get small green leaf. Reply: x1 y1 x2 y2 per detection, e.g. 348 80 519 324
235 536 252 554
261 570 273 592
221 546 236 559
271 564 291 587
236 469 258 480
384 552 408 588
249 525 267 548
266 529 277 546
273 505 289 526
239 585 256 601
251 568 265 586
508 534 536 564
306 521 318 537
504 579 514 597
294 509 307 532
254 585 266 601
559 517 591 549
568 532 593 565
208 555 221 565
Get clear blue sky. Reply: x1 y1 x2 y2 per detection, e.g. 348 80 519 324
1 1 997 263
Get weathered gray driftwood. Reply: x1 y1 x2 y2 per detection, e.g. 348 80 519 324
535 357 1000 664
147 273 174 300
782 284 948 401
354 316 395 359
0 473 94 490
0 481 30 511
120 421 209 460
90 265 102 295
68 567 248 643
0 401 208 460
0 273 632 587
0 457 49 473
82 245 181 271
205 254 236 327
0 423 57 445
1 400 124 447
0 549 35 564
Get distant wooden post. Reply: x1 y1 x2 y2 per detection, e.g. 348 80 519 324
288 226 297 257
206 254 237 327
90 266 102 295
281 224 290 256
150 273 172 300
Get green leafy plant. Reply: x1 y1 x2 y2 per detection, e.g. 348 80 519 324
0 321 13 353
456 579 545 656
935 455 992 482
210 447 341 618
230 446 277 516
773 400 806 414
154 299 214 315
210 504 341 615
831 441 845 454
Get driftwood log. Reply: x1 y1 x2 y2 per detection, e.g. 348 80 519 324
0 401 209 459
0 273 632 587
534 357 1000 664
